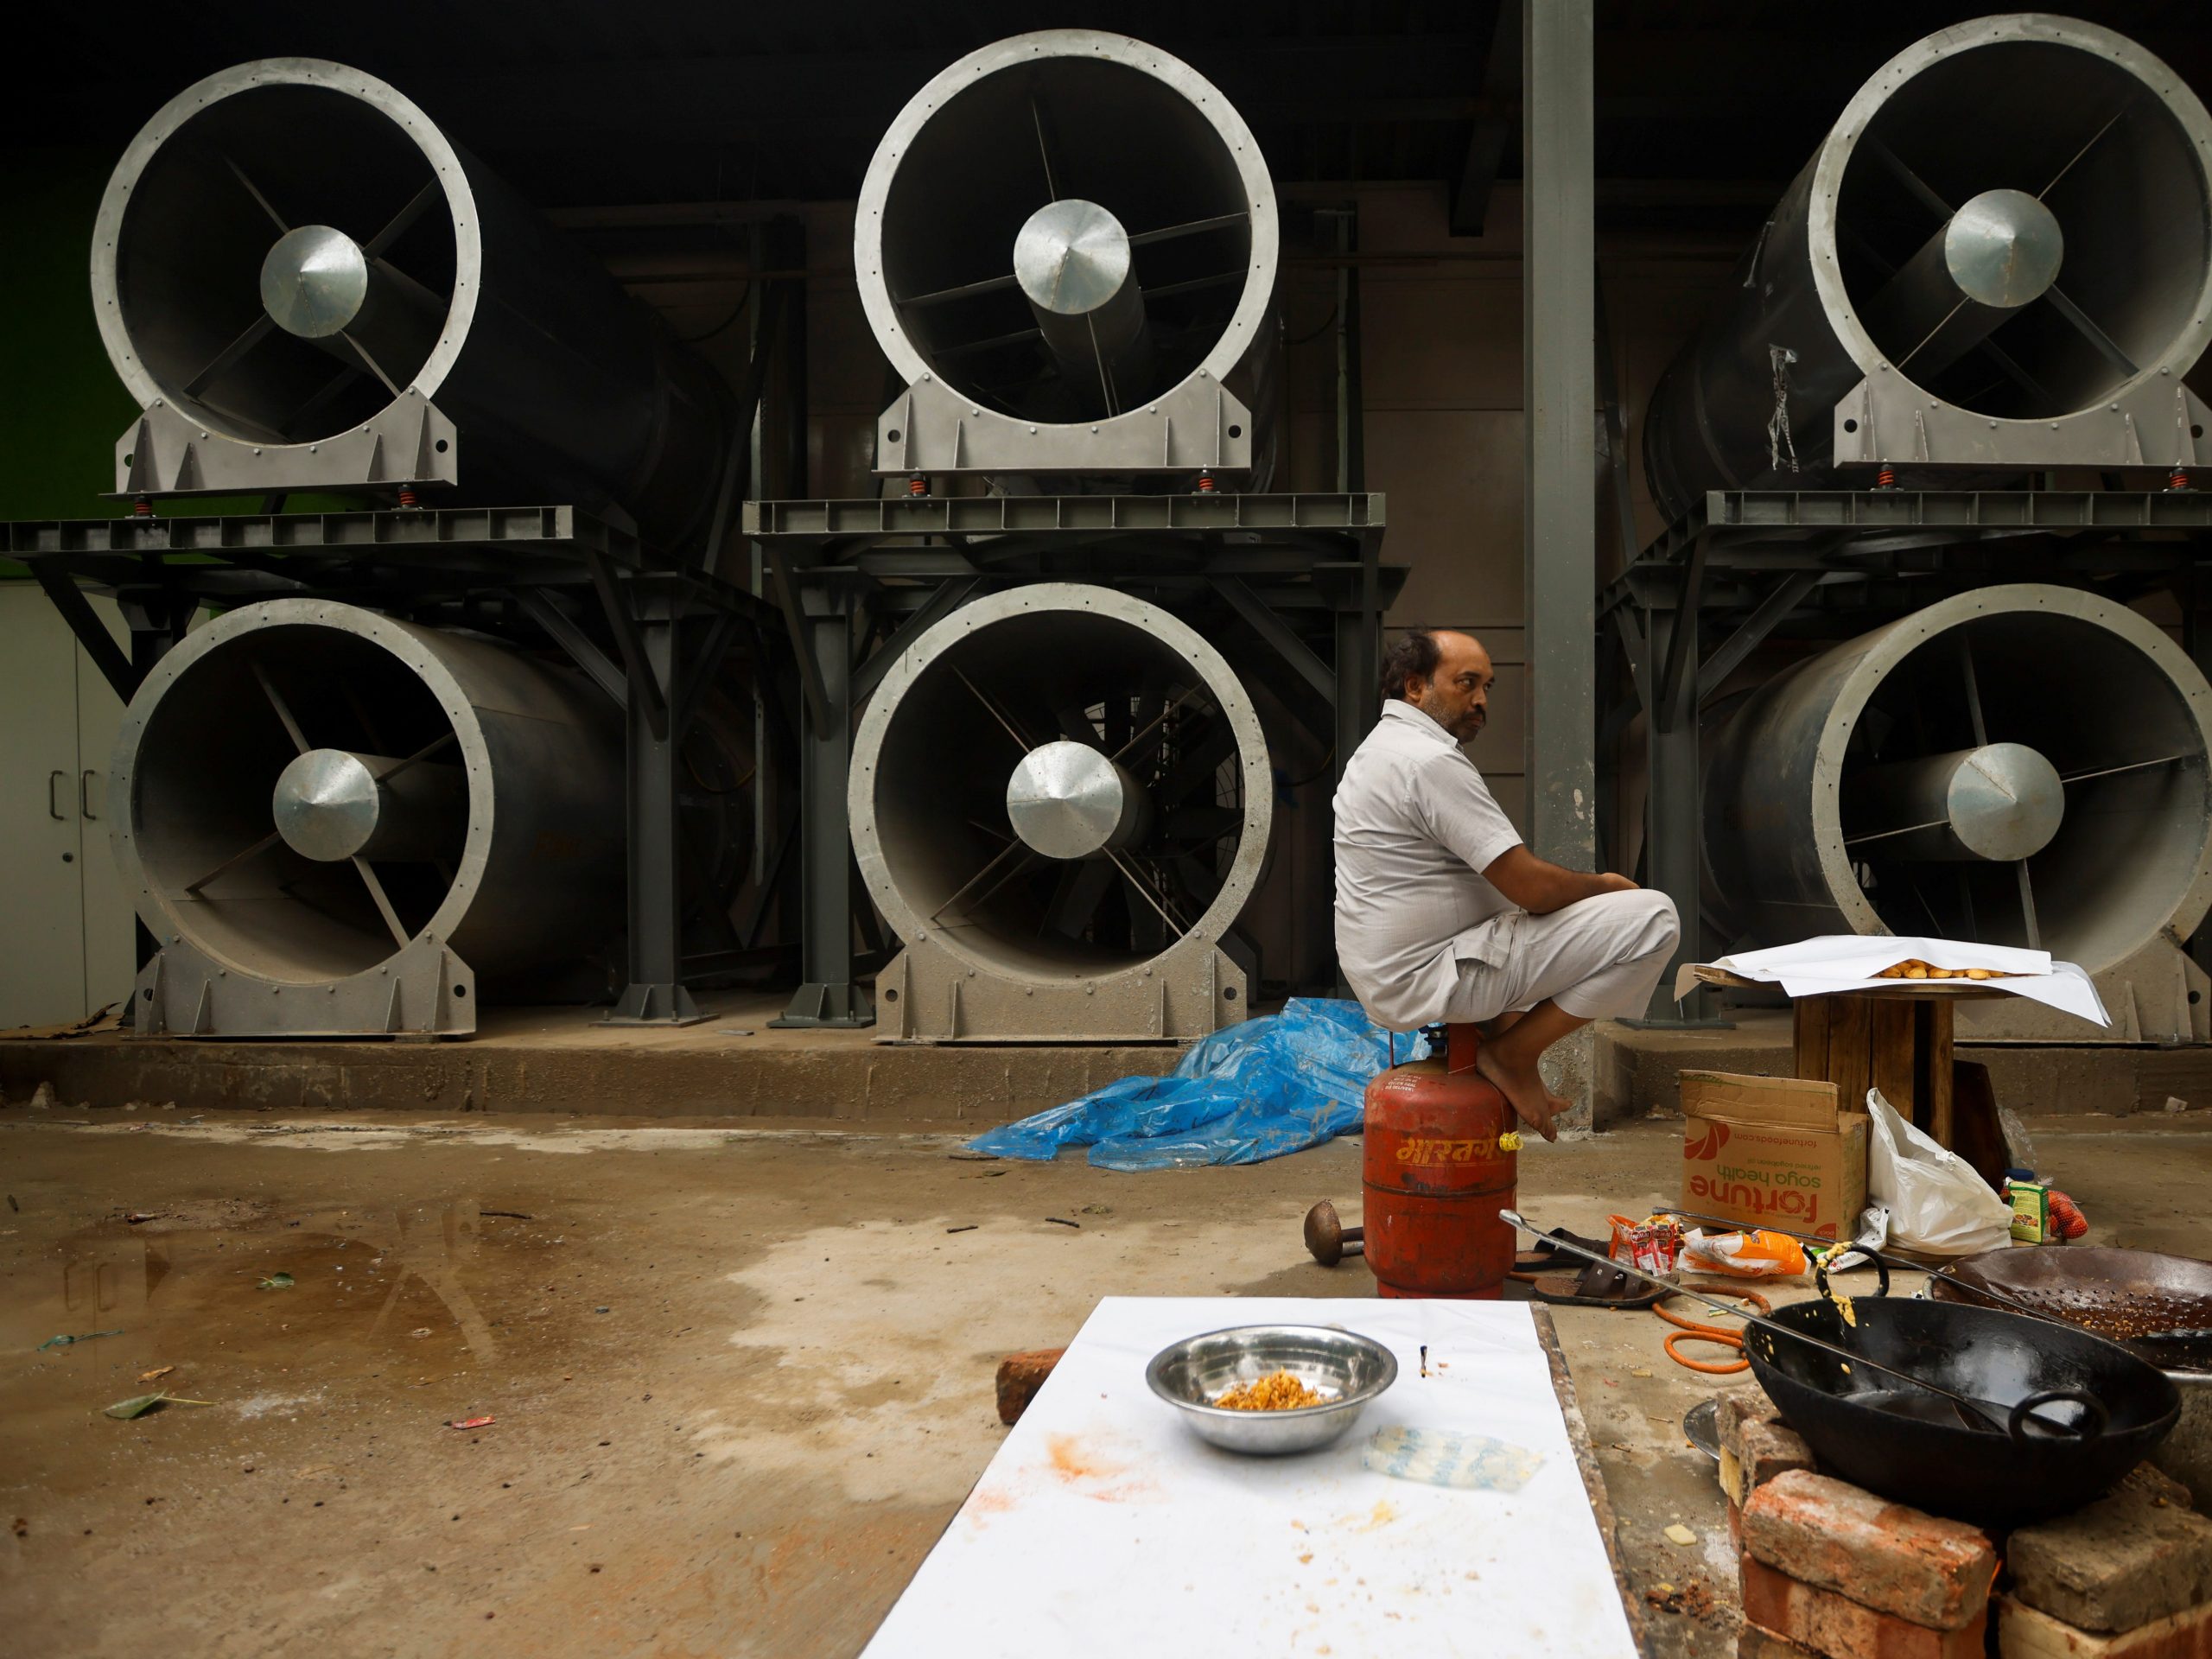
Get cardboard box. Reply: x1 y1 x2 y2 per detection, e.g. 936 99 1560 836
1681 1071 1869 1242
2008 1179 2051 1243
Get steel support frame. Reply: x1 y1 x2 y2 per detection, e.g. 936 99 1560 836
772 568 873 1029
10 503 775 1034
750 493 1394 1029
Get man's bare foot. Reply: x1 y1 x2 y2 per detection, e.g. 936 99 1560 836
1473 1040 1559 1142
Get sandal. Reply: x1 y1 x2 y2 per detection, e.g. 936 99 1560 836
1528 1260 1670 1309
1511 1227 1610 1278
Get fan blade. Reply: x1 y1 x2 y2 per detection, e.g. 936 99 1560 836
1127 212 1249 248
222 154 290 233
894 271 1024 310
352 855 412 950
952 665 1039 753
1959 636 1988 747
1861 138 1955 222
2039 95 2136 200
364 180 442 259
251 661 312 754
181 314 278 399
2041 285 2139 379
181 830 285 896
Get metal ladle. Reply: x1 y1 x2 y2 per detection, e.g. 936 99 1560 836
1499 1210 2102 1440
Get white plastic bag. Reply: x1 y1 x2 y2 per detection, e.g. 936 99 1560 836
1863 1089 2012 1255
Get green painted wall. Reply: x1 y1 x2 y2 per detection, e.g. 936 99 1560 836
0 148 139 531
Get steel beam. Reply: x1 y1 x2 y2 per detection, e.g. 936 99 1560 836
511 588 628 711
1450 2 1518 236
850 576 983 709
30 561 138 702
774 569 872 1029
1522 0 1598 869
606 589 708 1027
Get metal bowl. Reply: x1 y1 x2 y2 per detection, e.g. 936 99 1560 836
1145 1324 1398 1455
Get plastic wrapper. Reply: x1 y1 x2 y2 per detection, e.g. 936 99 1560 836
963 999 1427 1169
1363 1426 1545 1491
1678 1227 1808 1279
1609 1213 1682 1274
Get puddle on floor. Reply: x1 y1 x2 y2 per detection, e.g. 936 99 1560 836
0 1197 583 1491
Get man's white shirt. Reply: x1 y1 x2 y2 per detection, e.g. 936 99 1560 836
1332 699 1525 1031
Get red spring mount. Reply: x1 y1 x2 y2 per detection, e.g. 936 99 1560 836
397 484 420 509
907 474 931 498
2171 467 2195 493
132 495 156 518
1874 462 1899 490
1195 471 1217 493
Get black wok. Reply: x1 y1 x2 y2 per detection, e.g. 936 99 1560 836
1747 1260 2181 1529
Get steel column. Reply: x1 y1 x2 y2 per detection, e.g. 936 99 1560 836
1522 0 1598 869
1522 0 1599 1114
1632 588 1724 1026
774 570 872 1028
606 588 708 1026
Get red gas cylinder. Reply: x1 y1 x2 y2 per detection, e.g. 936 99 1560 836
1361 1023 1519 1299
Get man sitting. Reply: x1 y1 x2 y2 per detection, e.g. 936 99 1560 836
1332 628 1680 1141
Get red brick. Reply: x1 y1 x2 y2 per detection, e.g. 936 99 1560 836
1997 1594 2212 1657
1721 1416 1818 1506
1739 1623 1821 1658
1727 1498 1744 1548
1744 1471 1997 1630
2010 1485 2212 1634
995 1347 1065 1424
2120 1465 2196 1511
1741 1551 1990 1659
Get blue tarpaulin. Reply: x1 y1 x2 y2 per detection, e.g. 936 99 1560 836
964 998 1427 1170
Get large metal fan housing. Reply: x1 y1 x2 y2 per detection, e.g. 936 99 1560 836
92 59 729 546
851 584 1273 1040
1705 584 2212 1035
112 601 626 1037
1643 16 2212 520
855 30 1280 479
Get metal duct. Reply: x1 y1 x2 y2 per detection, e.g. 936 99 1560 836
1643 16 2212 522
855 30 1281 479
93 60 730 547
851 584 1273 1040
1704 585 2212 987
112 600 628 1037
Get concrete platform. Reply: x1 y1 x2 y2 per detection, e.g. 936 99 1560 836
8 996 2212 1132
0 993 1171 1125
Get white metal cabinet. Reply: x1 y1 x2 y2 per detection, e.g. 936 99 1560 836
0 583 133 1027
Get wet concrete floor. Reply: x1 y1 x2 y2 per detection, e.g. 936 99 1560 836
2 1104 2209 1656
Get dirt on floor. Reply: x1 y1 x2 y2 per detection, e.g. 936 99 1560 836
1 1103 2208 1657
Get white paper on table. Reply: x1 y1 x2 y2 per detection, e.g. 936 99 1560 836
1673 934 2109 1028
862 1297 1638 1659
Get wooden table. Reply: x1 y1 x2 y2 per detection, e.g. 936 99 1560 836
1689 966 2005 1147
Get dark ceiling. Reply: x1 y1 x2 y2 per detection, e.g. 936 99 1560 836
13 3 2211 234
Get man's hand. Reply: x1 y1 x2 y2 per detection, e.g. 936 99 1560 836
1481 847 1640 915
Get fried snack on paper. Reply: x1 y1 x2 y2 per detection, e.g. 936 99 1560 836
1873 957 2012 982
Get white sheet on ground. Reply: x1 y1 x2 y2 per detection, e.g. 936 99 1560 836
861 1296 1638 1658
1675 934 2108 1027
